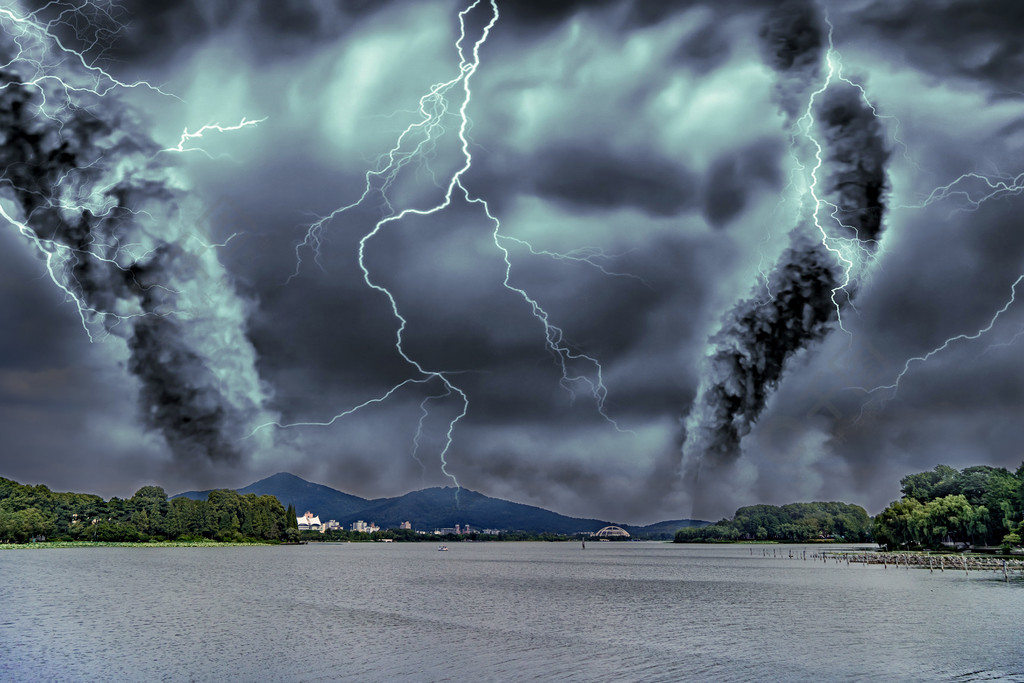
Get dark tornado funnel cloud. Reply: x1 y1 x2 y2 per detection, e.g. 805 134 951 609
681 232 841 480
759 0 826 124
0 50 275 470
817 85 891 249
680 3 891 506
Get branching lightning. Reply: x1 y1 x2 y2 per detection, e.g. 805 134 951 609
0 4 177 100
795 14 891 331
495 236 651 287
0 3 171 340
261 0 632 489
855 167 1024 397
0 3 258 341
898 170 1024 215
1 1 282 467
856 275 1023 398
161 117 267 158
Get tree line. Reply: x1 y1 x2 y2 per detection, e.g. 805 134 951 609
872 464 1023 550
674 501 871 543
675 462 1024 550
0 477 295 543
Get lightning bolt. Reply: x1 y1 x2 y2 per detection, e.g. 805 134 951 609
0 3 259 343
897 170 1024 215
794 13 891 332
856 275 1023 398
259 0 632 489
848 111 1024 395
160 117 267 158
980 324 1024 357
0 4 178 100
802 18 1024 396
495 237 651 287
853 167 1024 397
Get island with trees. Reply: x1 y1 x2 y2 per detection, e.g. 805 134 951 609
871 464 1023 551
673 501 872 543
675 462 1024 552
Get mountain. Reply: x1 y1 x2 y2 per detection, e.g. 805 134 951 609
175 472 370 520
352 486 614 534
174 472 709 535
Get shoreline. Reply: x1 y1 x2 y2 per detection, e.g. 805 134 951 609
0 540 281 549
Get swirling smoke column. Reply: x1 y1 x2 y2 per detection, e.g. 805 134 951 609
680 0 891 498
0 27 275 470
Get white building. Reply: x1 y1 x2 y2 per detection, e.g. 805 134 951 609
297 511 321 531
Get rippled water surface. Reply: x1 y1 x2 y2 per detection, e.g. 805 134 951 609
2 542 1023 681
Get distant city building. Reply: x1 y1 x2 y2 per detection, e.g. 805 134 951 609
324 520 341 531
350 520 380 533
594 525 630 539
298 512 321 531
400 521 412 530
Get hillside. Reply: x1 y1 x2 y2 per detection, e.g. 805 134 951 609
176 472 370 520
353 486 614 534
175 472 709 535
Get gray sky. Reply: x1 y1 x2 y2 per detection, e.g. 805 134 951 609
1 0 1022 523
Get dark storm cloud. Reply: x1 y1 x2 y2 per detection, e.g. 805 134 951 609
23 0 396 66
680 4 893 510
0 30 274 472
703 139 784 228
759 0 825 123
817 85 890 245
682 234 842 478
759 0 823 74
497 0 614 30
533 146 698 217
473 138 784 228
849 0 1024 89
5 0 1024 523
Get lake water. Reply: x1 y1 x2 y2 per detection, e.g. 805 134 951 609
2 542 1022 681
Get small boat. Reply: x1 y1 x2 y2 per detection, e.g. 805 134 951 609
438 545 449 551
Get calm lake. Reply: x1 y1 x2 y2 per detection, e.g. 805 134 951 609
2 542 1022 681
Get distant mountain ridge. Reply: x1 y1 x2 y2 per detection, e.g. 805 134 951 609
174 472 708 537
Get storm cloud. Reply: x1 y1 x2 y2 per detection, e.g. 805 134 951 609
1 0 1022 523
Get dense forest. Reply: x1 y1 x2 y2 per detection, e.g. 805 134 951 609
0 477 295 543
676 463 1024 550
674 502 871 543
871 464 1023 550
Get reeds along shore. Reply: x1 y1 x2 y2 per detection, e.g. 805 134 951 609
821 551 1023 580
750 546 1024 580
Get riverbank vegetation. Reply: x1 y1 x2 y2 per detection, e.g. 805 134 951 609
675 463 1024 551
674 502 871 543
871 464 1023 550
0 477 293 544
